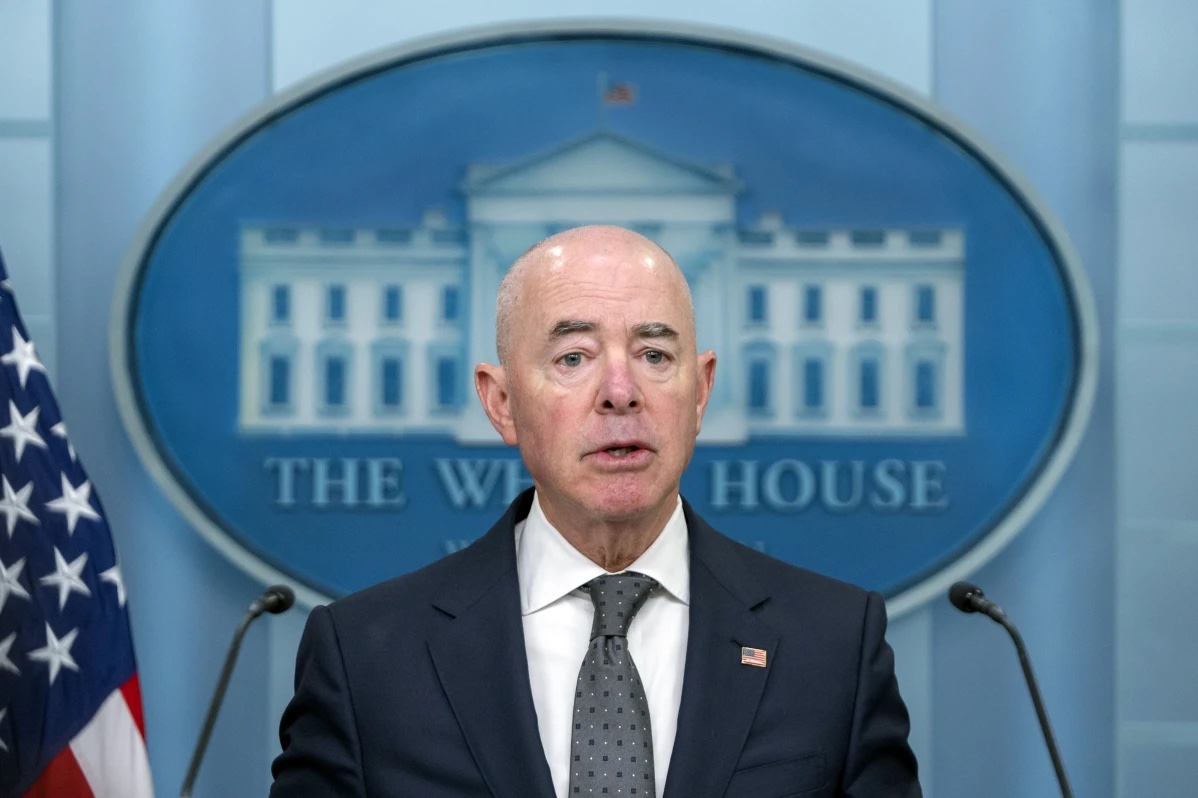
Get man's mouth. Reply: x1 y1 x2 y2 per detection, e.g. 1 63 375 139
589 441 652 462
604 446 641 458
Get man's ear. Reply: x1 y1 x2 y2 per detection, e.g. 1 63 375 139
694 350 717 436
475 362 518 445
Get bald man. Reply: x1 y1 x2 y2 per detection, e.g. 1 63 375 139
270 226 921 797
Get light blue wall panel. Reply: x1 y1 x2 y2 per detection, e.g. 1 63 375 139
1120 739 1198 798
0 140 54 310
1118 529 1198 721
0 138 55 378
887 608 934 797
1120 143 1198 320
934 0 1117 796
1122 0 1198 126
0 0 52 120
1117 0 1198 793
1119 339 1198 521
55 3 273 796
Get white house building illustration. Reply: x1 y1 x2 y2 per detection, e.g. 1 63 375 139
238 131 965 442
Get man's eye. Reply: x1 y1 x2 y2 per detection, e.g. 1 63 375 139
561 352 583 367
645 350 665 364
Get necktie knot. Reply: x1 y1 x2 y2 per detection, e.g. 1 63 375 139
584 571 658 639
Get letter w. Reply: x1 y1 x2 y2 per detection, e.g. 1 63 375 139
435 459 504 508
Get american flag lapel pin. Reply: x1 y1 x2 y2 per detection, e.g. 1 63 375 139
740 646 768 668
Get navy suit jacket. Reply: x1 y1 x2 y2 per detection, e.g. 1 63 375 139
270 490 920 796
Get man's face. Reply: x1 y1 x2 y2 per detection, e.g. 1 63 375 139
477 229 715 533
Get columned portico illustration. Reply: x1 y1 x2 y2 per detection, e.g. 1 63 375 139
238 131 965 442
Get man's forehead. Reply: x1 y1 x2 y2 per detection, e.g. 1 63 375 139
494 225 697 363
522 256 688 312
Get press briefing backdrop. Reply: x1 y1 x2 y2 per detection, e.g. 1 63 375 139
13 0 1193 795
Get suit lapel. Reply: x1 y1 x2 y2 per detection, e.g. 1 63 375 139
426 494 556 798
664 505 779 798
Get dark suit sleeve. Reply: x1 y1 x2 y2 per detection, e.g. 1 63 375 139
269 604 367 798
841 591 922 797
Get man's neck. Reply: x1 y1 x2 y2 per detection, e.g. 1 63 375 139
536 493 678 572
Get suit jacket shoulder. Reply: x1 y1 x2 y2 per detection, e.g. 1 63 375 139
324 489 532 631
683 499 874 639
272 490 549 798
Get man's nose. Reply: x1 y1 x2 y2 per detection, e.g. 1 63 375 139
595 356 643 413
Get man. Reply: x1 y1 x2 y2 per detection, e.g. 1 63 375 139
270 226 920 797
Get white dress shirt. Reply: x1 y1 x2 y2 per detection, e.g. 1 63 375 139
516 493 690 798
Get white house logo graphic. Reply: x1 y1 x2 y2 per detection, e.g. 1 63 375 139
111 24 1093 613
238 132 964 442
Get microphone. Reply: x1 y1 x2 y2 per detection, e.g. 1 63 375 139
249 583 296 617
948 580 1004 620
180 585 297 797
948 582 1073 798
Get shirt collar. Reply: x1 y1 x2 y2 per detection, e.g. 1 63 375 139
516 492 690 615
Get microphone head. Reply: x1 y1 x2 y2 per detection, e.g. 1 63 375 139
261 584 296 614
948 581 984 613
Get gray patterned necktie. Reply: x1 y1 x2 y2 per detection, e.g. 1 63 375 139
569 572 659 796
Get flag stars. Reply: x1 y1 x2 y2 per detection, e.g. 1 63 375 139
0 555 31 614
51 421 77 461
39 548 92 610
1 327 46 388
101 564 126 607
0 475 38 537
0 632 19 676
0 707 8 753
27 623 80 685
0 401 47 462
45 474 101 535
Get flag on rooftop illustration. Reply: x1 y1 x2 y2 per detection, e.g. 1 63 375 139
596 72 637 129
602 80 636 105
0 249 154 796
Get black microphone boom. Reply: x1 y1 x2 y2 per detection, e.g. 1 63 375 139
948 581 1073 798
180 584 296 797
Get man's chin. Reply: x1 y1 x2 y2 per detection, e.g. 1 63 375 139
581 485 675 526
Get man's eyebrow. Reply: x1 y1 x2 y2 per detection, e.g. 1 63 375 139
549 320 596 338
632 321 679 340
547 320 679 339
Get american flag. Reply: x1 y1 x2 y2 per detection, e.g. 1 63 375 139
602 81 636 105
0 251 153 797
740 646 767 668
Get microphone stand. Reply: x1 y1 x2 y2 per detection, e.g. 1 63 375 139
949 582 1073 798
992 611 1073 798
180 586 295 797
